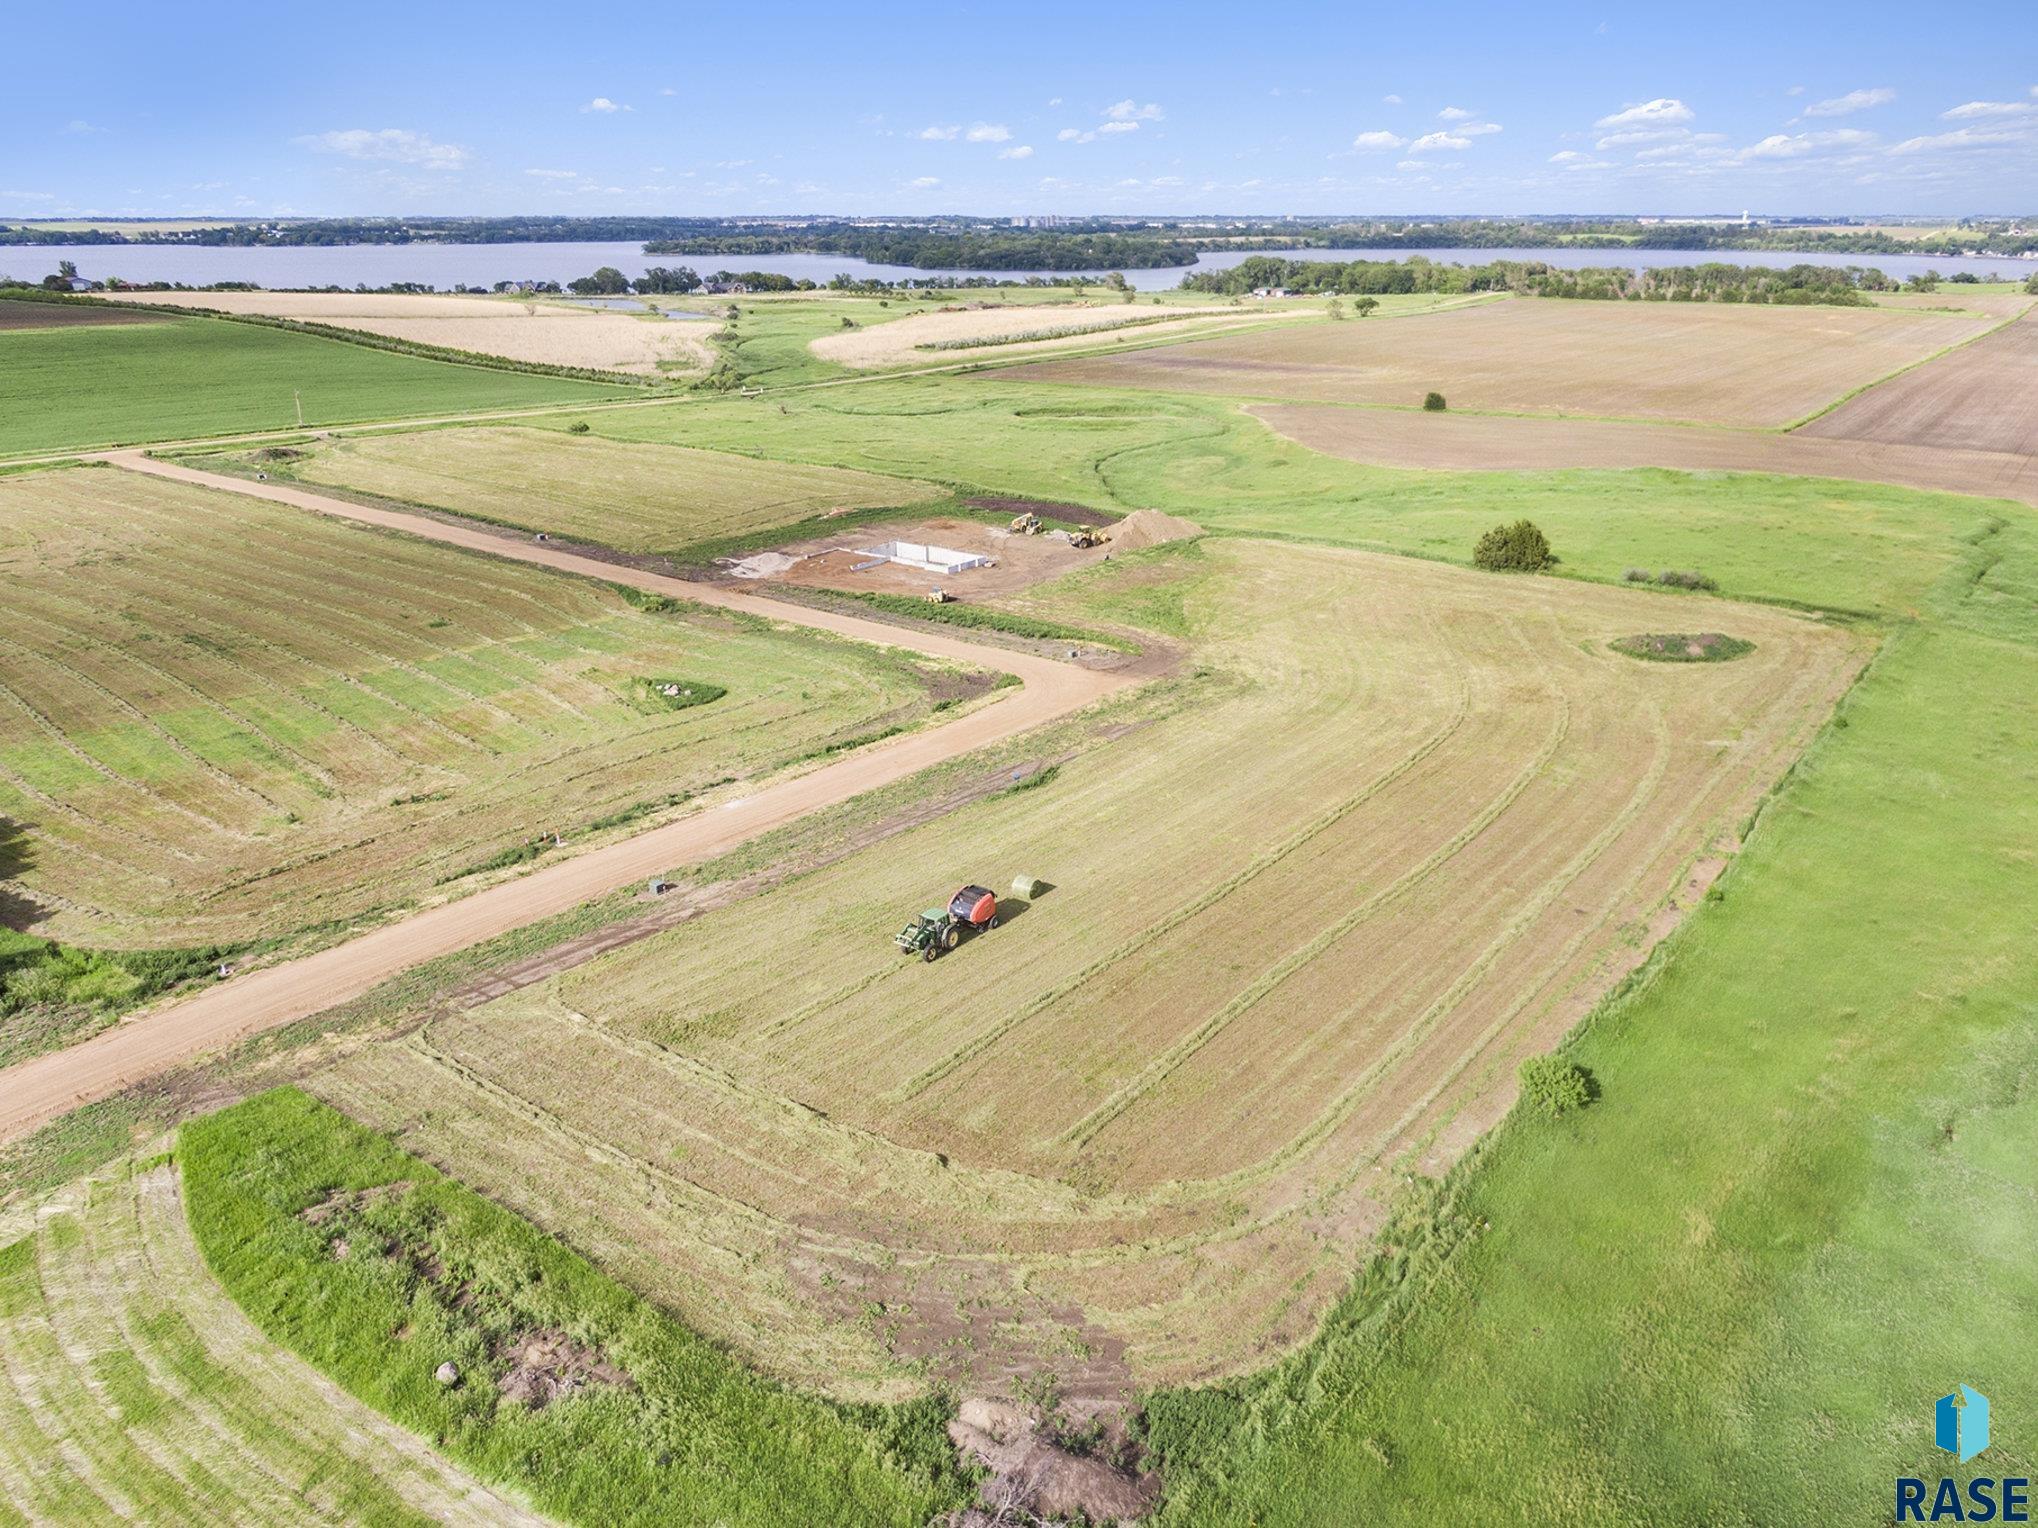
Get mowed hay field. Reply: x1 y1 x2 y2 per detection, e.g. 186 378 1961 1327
1800 308 2038 456
285 425 944 553
0 467 945 947
808 300 1301 370
108 290 713 376
316 538 1863 1399
1000 295 2007 427
0 1158 532 1525
0 317 631 459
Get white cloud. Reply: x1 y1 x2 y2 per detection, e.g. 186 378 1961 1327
1738 128 1875 160
1803 87 1895 117
525 167 579 179
1892 121 2038 154
908 176 940 188
1382 93 1403 105
1394 159 1425 172
581 97 629 114
1458 120 1503 136
1595 98 1693 129
1057 127 1094 143
660 87 676 97
1409 131 1471 153
1352 130 1408 151
1786 84 1806 97
965 122 1011 142
293 128 470 170
1104 100 1164 122
1437 106 1474 121
1098 120 1141 134
63 120 107 135
1941 99 2038 119
998 144 1034 160
1047 96 1063 107
919 124 959 140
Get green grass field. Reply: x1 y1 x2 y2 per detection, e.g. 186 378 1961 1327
0 316 632 458
180 1088 966 1527
548 378 1990 620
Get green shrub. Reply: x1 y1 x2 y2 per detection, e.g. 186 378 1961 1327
1657 569 1718 591
1518 1055 1593 1116
1622 567 1652 583
1422 391 1448 411
567 420 591 434
1472 519 1553 573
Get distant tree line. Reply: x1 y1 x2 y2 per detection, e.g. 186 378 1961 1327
643 224 1200 270
1181 254 1957 306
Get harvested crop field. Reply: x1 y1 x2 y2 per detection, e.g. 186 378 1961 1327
1799 309 2038 457
1000 296 2006 427
0 299 169 331
1249 401 2038 509
105 290 711 376
314 537 1862 1401
278 425 943 555
810 301 1301 370
0 467 948 946
0 1156 531 1524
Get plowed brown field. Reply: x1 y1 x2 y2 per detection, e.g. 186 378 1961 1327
998 296 2006 426
313 538 1863 1400
1800 309 2038 456
1249 401 2038 508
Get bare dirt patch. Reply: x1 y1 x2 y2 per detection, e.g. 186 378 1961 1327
948 1396 1156 1524
495 1329 632 1409
0 299 172 331
736 515 1110 598
1001 296 2003 427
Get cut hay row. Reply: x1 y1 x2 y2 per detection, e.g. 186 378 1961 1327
0 1157 531 1524
105 290 712 377
998 295 2005 428
282 425 944 554
313 538 1863 1397
0 468 945 946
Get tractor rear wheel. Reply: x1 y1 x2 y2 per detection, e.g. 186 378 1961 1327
942 925 961 950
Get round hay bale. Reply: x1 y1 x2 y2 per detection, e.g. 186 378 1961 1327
1011 874 1044 899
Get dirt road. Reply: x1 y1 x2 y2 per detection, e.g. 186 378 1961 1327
0 454 1135 1144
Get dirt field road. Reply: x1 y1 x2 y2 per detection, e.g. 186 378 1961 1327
0 454 1135 1145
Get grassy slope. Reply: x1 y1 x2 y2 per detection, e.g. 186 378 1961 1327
556 377 1989 619
179 1088 965 1528
1141 515 2038 1520
0 316 629 456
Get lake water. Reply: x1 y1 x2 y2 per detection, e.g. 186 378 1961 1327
11 239 2032 293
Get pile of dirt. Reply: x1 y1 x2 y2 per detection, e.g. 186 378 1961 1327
494 1329 632 1410
964 495 1123 528
1109 509 1203 552
297 1181 412 1225
948 1397 1155 1523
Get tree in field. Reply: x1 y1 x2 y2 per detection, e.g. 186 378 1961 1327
2025 272 2038 295
1354 296 1380 318
1472 519 1554 572
1327 296 1347 320
1422 391 1447 411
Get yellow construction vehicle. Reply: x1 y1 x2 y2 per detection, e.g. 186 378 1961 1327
1010 512 1044 535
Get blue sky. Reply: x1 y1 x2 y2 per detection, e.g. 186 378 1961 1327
8 1 2034 219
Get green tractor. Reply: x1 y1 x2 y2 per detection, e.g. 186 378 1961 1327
895 885 1000 962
